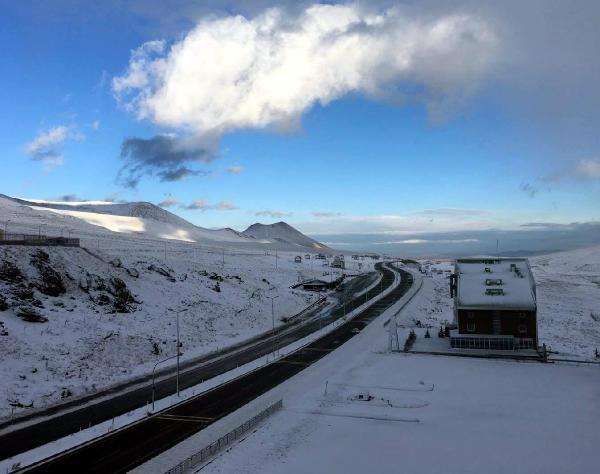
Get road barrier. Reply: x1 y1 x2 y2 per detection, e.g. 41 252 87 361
164 400 283 474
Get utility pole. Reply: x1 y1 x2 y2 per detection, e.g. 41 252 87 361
164 242 167 261
275 249 278 269
266 295 279 358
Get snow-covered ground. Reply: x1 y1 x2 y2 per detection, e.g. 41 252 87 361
530 246 600 358
199 268 599 474
0 196 375 420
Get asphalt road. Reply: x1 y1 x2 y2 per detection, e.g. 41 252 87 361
21 264 412 473
0 265 384 461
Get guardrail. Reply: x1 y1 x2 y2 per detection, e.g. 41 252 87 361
164 400 283 474
165 400 283 474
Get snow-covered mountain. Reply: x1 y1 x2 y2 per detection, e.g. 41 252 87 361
0 195 328 251
242 221 328 249
0 195 248 244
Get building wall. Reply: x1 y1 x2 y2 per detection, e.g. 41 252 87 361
457 309 537 343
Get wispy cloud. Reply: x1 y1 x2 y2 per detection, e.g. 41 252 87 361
418 208 488 217
104 192 121 203
255 210 292 219
49 194 86 202
575 159 600 179
24 125 84 170
158 196 178 208
375 238 479 245
519 182 538 198
313 211 343 218
227 165 243 175
181 199 237 211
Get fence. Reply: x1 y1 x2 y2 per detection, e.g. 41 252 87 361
0 233 80 247
164 400 283 474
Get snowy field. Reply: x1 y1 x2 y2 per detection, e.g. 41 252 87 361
200 269 599 474
0 196 374 419
530 246 600 358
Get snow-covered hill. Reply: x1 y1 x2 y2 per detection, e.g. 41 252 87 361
243 222 328 249
0 195 249 244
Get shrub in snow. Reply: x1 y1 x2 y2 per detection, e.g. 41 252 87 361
109 277 137 313
0 295 8 311
148 264 176 282
126 267 139 278
31 250 65 297
17 306 48 323
213 281 221 293
0 261 23 283
11 285 44 308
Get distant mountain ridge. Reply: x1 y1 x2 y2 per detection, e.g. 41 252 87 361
0 195 328 250
242 221 328 249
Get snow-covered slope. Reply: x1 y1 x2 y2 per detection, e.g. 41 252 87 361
529 245 600 357
0 195 248 244
243 222 328 249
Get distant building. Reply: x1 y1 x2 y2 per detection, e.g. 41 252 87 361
449 257 537 350
301 279 330 291
331 256 345 269
305 254 311 260
294 255 302 263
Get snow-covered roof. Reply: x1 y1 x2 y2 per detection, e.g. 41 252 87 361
455 258 536 310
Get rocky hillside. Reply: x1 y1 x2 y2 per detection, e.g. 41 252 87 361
0 244 325 417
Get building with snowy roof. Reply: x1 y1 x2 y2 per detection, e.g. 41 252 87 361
449 257 538 350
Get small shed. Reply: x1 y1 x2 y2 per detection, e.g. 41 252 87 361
294 255 302 263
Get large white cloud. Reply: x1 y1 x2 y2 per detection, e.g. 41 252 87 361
113 3 497 139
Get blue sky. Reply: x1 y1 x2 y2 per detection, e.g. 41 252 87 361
2 1 599 241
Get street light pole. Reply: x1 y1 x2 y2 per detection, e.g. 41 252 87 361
168 308 188 397
266 295 279 358
151 354 177 411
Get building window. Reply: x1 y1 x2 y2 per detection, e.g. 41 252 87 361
518 324 527 334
